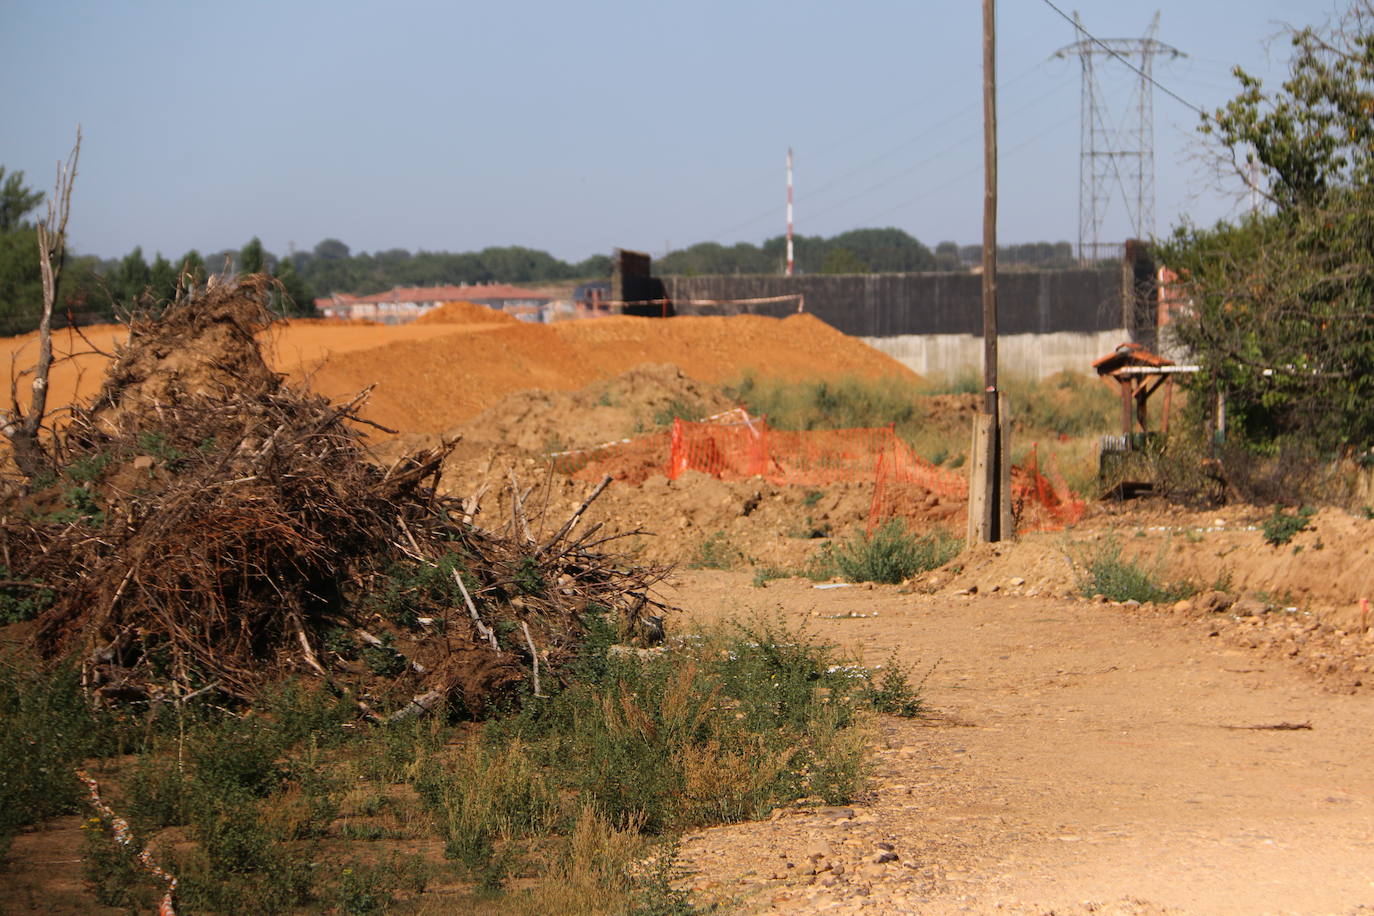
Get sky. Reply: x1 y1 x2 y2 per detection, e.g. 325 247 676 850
0 0 1345 265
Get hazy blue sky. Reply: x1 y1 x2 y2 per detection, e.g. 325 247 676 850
0 0 1341 264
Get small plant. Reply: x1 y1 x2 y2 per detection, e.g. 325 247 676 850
860 653 926 718
0 566 53 624
652 397 704 427
137 431 186 464
802 489 824 508
689 530 741 570
82 814 156 909
49 484 104 525
361 637 408 678
816 521 961 585
65 451 111 483
1074 538 1196 604
1262 505 1315 546
514 554 545 595
328 854 425 915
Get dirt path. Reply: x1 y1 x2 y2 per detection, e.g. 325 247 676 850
666 570 1374 915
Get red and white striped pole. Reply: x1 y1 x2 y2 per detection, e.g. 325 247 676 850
786 147 795 276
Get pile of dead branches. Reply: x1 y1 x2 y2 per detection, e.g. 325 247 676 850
1 277 666 715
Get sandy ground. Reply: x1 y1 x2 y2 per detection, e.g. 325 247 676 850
665 570 1374 916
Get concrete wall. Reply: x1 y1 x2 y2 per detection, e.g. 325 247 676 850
643 261 1156 380
663 268 1126 338
862 329 1131 381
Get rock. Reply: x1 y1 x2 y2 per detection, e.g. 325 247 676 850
1122 599 1141 608
1008 576 1026 587
1232 595 1271 616
818 806 856 821
1173 599 1194 613
875 842 895 852
1197 590 1237 614
873 851 899 864
132 455 155 470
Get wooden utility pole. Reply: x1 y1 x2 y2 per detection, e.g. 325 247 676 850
969 0 1011 544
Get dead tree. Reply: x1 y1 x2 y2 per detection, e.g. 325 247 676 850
3 129 80 479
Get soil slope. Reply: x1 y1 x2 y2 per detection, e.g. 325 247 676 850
0 312 917 439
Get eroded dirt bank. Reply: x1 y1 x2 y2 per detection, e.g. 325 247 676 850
666 570 1374 915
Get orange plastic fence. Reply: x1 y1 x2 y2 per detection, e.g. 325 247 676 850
550 411 1084 533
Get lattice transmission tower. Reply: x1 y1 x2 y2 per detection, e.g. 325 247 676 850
1054 12 1182 264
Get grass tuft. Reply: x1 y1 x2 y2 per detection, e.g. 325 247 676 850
1074 538 1197 604
812 521 961 585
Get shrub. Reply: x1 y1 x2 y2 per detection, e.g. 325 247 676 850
859 653 926 718
689 530 741 570
0 661 123 851
1074 538 1197 603
0 566 53 624
816 521 961 584
1262 505 1315 546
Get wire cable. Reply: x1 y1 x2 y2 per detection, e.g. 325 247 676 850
1038 0 1205 116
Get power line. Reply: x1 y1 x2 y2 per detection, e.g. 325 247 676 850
1038 0 1204 116
803 73 1074 225
853 109 1078 227
702 69 1072 244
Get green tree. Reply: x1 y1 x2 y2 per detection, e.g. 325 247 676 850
1159 0 1374 453
149 252 177 301
114 246 151 304
178 249 207 289
820 248 868 274
272 255 315 317
239 236 265 274
0 168 44 232
0 168 45 332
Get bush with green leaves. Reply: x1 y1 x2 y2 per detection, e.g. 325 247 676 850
0 661 126 853
1074 538 1197 604
689 530 742 570
813 521 961 585
1262 505 1315 546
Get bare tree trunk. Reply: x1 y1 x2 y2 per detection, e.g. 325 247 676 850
4 129 80 480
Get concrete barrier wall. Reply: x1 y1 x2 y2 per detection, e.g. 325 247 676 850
862 329 1131 381
660 269 1136 378
663 268 1125 338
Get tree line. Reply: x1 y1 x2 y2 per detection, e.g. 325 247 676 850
0 169 1077 337
657 229 1076 276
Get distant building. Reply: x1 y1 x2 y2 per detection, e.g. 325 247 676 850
314 283 552 324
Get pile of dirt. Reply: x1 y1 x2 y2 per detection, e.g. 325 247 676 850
455 363 737 453
305 312 921 437
414 300 519 325
0 311 921 441
1 277 666 714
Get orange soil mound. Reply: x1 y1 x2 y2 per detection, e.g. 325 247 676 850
414 300 519 325
307 313 922 436
0 312 919 439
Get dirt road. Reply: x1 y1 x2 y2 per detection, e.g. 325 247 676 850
667 570 1374 915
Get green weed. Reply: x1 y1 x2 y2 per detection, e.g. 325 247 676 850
1074 538 1197 603
814 521 961 585
689 530 741 570
0 565 53 624
1262 505 1315 546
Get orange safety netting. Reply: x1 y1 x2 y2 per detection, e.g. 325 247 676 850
550 411 1085 533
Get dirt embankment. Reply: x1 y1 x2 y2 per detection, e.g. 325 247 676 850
0 312 917 441
305 313 918 437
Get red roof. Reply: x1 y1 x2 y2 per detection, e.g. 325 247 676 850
324 284 551 305
1092 342 1174 376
